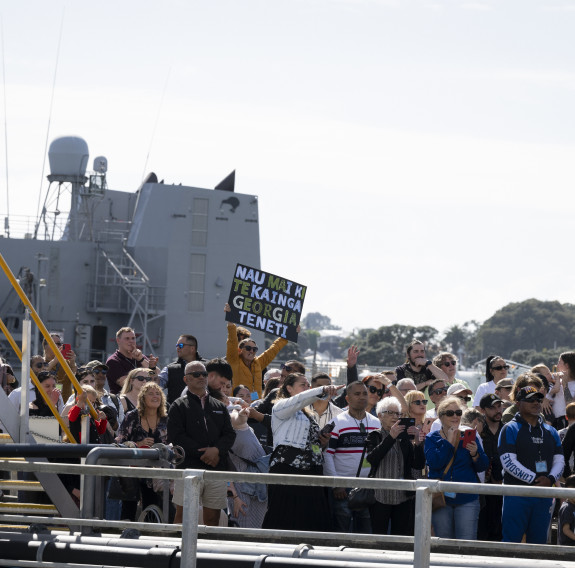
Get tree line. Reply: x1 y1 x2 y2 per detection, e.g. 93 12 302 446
294 299 575 369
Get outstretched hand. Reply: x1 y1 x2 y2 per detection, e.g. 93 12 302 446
347 345 360 368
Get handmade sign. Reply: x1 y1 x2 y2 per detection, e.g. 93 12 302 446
226 263 306 342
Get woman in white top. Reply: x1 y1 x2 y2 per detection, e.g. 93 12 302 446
473 355 509 409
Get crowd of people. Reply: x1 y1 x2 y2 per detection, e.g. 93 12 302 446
2 318 575 546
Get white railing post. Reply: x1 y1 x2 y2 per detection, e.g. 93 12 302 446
413 481 433 568
19 310 31 443
180 470 203 568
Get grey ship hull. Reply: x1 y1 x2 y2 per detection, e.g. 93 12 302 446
0 179 261 368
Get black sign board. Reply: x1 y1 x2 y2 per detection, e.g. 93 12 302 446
225 263 306 342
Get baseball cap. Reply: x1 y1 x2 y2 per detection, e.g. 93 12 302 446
85 360 109 371
515 386 544 403
447 383 472 397
495 378 513 389
480 393 503 409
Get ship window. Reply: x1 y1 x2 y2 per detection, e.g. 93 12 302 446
191 198 209 247
188 254 206 311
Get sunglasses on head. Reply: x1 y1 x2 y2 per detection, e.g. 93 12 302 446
441 409 463 417
411 399 429 406
430 387 448 395
176 343 196 349
186 371 208 378
491 364 509 371
242 345 258 353
442 361 457 367
134 375 153 382
368 385 384 397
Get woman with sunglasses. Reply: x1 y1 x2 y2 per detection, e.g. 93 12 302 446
366 396 425 536
425 396 489 540
119 368 156 414
473 355 509 409
224 303 292 400
404 390 428 428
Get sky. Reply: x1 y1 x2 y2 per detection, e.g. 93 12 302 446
1 0 574 336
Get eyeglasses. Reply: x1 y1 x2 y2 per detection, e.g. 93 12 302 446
442 361 457 367
134 376 153 382
368 385 384 397
176 343 196 349
491 364 510 371
441 409 463 417
382 410 400 416
242 345 258 353
411 399 429 406
457 396 471 403
185 371 208 378
430 387 448 396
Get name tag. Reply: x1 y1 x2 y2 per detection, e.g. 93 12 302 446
535 460 548 473
311 444 322 455
251 391 259 401
362 458 371 469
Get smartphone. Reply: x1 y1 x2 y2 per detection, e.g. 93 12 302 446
398 417 416 439
61 343 72 357
462 428 476 449
320 422 335 436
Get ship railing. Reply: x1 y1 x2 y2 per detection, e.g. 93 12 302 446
0 459 574 568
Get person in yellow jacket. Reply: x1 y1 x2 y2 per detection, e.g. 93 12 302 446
225 303 295 400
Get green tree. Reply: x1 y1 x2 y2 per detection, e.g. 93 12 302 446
301 312 341 331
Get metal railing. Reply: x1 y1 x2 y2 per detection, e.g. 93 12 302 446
1 458 575 568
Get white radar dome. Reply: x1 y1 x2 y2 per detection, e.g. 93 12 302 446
93 156 108 174
48 136 89 177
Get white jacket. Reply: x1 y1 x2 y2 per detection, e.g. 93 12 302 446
271 386 326 450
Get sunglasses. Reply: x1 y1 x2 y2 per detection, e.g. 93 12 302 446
281 364 297 372
430 387 448 396
92 368 107 375
491 365 510 371
34 362 49 368
186 371 208 378
53 342 63 347
242 345 258 353
458 396 471 403
411 399 429 406
134 376 153 382
441 409 463 417
368 385 384 397
442 361 457 367
176 343 196 349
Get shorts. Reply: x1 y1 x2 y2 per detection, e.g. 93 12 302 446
172 475 227 510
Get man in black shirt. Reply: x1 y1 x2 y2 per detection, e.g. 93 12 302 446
394 339 447 391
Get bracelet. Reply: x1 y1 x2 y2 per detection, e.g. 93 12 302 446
470 452 478 458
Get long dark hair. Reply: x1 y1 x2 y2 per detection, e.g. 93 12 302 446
485 355 503 383
274 373 313 418
32 371 55 410
560 352 575 381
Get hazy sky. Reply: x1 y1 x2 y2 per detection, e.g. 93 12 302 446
1 0 574 335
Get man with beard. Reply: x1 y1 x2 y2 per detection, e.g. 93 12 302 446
477 393 504 541
395 340 447 392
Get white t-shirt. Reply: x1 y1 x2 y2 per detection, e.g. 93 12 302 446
473 380 496 407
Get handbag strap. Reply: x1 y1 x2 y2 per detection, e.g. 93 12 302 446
439 445 458 481
355 444 368 478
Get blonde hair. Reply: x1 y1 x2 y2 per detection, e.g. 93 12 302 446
137 382 167 418
120 368 153 395
81 385 101 405
404 389 426 421
437 395 465 418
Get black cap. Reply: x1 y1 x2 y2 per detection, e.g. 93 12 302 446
516 386 544 403
480 393 503 409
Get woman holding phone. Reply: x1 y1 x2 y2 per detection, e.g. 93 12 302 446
365 396 425 535
425 396 489 540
